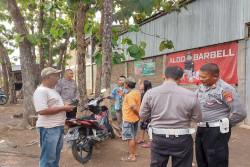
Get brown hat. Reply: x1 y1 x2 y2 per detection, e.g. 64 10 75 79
124 77 136 85
41 67 62 78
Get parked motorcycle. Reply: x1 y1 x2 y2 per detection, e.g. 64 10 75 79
64 89 115 164
0 88 8 105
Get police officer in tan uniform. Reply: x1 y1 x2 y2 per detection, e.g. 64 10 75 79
195 63 247 167
56 69 79 118
140 66 203 167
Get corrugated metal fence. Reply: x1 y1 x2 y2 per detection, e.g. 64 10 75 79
118 0 250 60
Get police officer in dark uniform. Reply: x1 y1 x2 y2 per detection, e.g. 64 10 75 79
196 63 247 167
140 66 203 167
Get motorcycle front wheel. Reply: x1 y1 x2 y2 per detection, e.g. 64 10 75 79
72 138 93 164
0 96 8 105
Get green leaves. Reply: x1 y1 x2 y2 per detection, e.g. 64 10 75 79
80 0 95 4
15 34 24 43
127 44 145 60
128 44 139 55
140 41 146 49
85 22 92 35
45 3 53 10
127 0 156 15
159 40 174 52
50 27 58 39
121 38 132 45
93 51 102 66
128 25 140 32
50 27 65 39
112 52 122 64
120 36 147 61
112 39 118 47
160 0 183 14
27 34 38 45
70 40 77 50
52 20 61 26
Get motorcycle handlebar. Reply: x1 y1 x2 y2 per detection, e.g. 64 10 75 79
82 97 105 111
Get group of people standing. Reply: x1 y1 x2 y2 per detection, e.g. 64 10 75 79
33 62 247 167
107 63 247 167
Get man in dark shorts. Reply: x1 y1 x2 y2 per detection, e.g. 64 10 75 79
118 77 141 162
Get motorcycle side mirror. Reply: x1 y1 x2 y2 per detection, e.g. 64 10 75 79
100 89 106 94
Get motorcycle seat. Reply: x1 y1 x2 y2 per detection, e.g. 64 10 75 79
78 115 96 121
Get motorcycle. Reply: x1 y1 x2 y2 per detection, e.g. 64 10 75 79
64 89 115 164
0 88 8 105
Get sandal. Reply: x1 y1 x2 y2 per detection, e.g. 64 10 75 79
142 143 151 148
121 156 136 162
126 151 139 156
137 139 145 144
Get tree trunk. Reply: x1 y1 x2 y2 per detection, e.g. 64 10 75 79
0 69 2 88
0 47 9 97
38 0 45 71
48 40 54 67
31 24 36 63
57 30 73 70
95 3 104 97
101 0 113 89
76 2 88 106
7 0 36 125
48 1 56 68
0 41 17 103
61 55 66 77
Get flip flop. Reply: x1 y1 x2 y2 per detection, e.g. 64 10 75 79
121 156 136 162
142 143 151 148
137 139 145 144
126 151 139 156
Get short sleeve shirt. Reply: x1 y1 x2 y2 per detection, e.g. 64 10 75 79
56 78 79 103
33 86 66 128
122 89 141 122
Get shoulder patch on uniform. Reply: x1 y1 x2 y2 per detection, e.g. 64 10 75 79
223 91 234 103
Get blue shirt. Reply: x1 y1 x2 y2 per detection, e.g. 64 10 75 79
108 86 128 110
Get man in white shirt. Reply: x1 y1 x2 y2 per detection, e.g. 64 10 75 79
33 67 75 167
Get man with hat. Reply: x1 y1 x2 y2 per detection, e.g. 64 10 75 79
33 67 76 167
195 63 247 167
140 66 203 167
118 77 141 162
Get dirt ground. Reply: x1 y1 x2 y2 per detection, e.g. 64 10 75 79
0 101 250 167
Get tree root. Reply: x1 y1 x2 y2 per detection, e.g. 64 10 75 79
0 150 38 158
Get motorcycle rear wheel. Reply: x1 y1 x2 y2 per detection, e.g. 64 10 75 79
72 139 93 164
0 97 8 105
